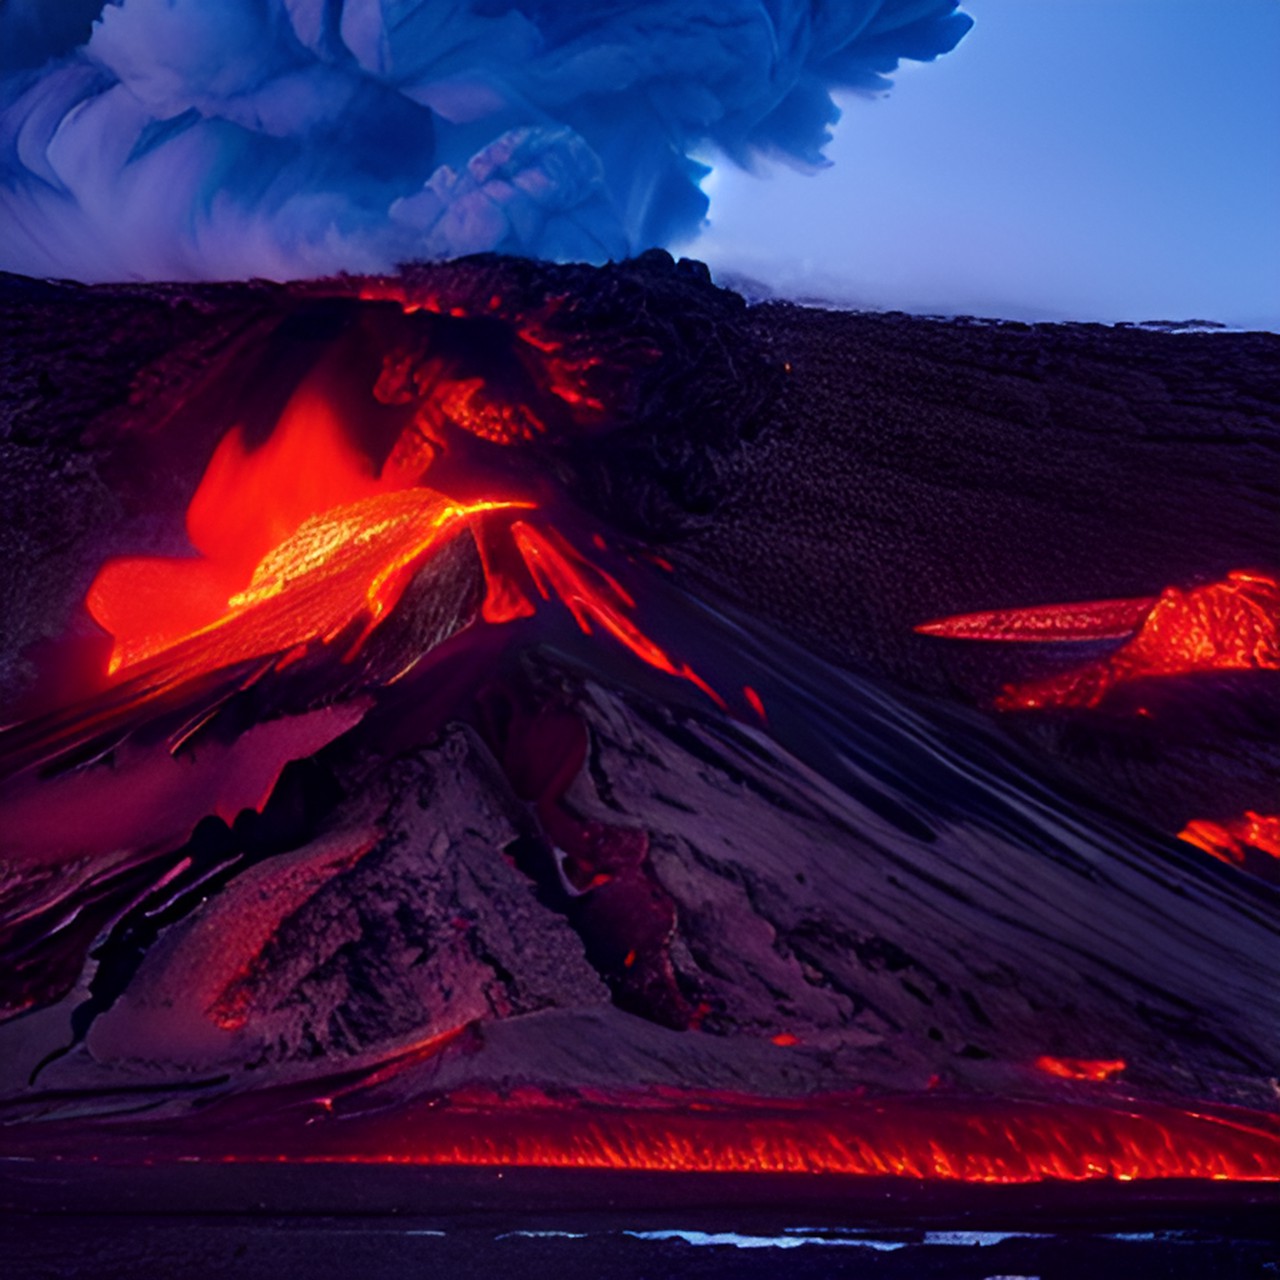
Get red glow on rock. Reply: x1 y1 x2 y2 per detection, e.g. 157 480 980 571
357 281 442 314
89 383 403 675
472 518 538 625
208 831 380 1032
743 685 767 723
917 596 1156 643
438 376 544 446
771 1032 799 1046
918 571 1280 711
329 1024 474 1095
221 1091 1280 1183
1034 1056 1126 1082
511 521 724 708
1179 812 1280 866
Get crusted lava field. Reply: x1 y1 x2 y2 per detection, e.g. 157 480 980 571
0 254 1277 1187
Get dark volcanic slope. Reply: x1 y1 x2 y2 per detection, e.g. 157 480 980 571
683 304 1280 832
719 305 1278 662
0 257 1276 1133
2 261 1276 836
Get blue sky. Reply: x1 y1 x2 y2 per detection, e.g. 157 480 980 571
691 0 1280 329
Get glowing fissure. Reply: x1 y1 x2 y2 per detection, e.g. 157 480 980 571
916 571 1280 710
1034 1056 1126 1082
1179 812 1280 866
510 521 724 707
220 1093 1280 1183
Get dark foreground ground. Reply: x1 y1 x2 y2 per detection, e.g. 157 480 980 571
1 1162 1278 1279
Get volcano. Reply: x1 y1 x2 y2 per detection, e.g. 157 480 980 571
0 256 1278 1251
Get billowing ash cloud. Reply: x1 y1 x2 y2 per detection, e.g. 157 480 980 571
0 1 971 281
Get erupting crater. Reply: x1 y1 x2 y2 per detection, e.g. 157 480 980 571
82 315 717 714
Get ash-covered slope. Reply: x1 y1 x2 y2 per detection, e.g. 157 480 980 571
0 255 1276 1153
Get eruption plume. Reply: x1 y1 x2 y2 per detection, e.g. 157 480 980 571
0 0 971 281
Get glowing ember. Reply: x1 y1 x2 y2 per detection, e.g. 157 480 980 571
215 1092 1280 1183
916 571 1280 710
1179 812 1280 866
1034 1056 1126 1082
743 685 767 722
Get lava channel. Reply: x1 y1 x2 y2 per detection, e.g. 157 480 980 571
916 569 1280 710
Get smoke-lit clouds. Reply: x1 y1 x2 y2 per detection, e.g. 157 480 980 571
0 1 971 281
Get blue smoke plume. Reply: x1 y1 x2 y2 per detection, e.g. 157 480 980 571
0 1 971 281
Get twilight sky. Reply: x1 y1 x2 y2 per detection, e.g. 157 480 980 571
692 0 1280 329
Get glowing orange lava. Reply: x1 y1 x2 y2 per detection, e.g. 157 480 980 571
84 352 719 709
511 521 723 707
1034 1056 1126 1082
221 1092 1280 1183
916 597 1156 644
1179 812 1280 866
88 383 406 674
356 278 613 426
916 571 1280 710
92 484 527 684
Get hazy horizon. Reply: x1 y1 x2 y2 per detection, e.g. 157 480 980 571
691 0 1280 332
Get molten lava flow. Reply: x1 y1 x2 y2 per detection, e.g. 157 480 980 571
1179 812 1280 866
83 348 721 717
472 519 538 624
1034 1056 1126 1082
511 521 723 707
92 486 527 686
88 382 418 675
358 279 615 429
917 597 1157 644
217 1091 1280 1183
916 571 1280 711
